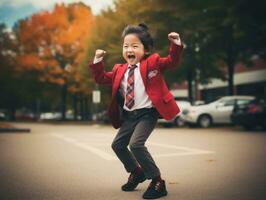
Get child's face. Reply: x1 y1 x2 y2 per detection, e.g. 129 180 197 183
123 34 145 65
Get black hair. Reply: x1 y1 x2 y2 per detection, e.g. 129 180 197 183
122 23 154 53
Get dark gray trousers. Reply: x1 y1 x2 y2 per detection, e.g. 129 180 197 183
111 108 160 179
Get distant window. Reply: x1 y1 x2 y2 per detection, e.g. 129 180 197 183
237 99 253 106
223 99 235 107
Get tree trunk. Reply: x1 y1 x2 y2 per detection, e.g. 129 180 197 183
226 26 236 96
73 93 78 120
79 93 85 120
227 60 235 95
9 106 16 121
84 96 89 120
187 70 194 103
61 83 67 120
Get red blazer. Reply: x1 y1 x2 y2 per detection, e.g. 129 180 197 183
90 43 183 128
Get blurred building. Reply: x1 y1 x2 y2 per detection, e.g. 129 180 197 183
171 82 189 100
171 58 266 102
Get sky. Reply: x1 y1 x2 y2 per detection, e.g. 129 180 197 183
0 0 114 28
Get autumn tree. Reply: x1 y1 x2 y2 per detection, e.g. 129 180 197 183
16 3 93 120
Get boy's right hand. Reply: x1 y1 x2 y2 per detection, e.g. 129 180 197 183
95 49 106 59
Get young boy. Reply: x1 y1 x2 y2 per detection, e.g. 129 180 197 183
90 24 183 199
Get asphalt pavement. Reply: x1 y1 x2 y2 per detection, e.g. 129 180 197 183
0 123 265 200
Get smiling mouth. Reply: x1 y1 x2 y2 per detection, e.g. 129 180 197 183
127 55 135 59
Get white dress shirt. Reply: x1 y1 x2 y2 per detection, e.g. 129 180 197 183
120 63 153 111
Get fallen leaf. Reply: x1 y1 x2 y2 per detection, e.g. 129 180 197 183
206 159 216 162
168 182 179 185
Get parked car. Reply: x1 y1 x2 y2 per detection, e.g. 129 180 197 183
92 110 109 123
40 112 61 120
0 111 7 121
15 110 36 121
231 98 266 130
158 100 191 127
182 96 255 128
40 111 81 120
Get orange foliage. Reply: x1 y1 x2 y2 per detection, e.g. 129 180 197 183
16 2 93 88
17 53 43 71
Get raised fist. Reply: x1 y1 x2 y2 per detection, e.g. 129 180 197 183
168 32 180 43
95 49 106 59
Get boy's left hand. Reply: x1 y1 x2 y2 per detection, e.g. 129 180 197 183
168 32 181 45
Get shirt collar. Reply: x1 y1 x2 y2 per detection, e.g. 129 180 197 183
128 63 140 69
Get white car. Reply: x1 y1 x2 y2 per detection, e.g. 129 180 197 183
40 111 81 120
182 96 255 128
0 112 6 120
158 100 191 127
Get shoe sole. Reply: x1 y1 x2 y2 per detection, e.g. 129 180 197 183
139 177 146 183
121 177 147 192
142 190 168 199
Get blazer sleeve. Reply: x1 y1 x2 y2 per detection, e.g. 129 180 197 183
158 42 183 71
89 61 114 85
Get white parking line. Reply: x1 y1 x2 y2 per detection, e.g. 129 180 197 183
51 133 215 161
52 133 116 160
148 142 215 157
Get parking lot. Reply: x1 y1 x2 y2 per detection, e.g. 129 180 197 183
0 123 265 200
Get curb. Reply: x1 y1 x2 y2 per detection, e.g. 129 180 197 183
0 128 31 133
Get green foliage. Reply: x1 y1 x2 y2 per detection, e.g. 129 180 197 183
0 24 19 116
81 0 266 101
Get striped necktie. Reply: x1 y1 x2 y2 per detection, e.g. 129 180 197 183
125 65 137 109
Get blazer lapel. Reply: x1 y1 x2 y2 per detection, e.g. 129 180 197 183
112 64 128 98
140 59 147 87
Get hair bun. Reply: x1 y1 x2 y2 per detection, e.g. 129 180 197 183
138 23 149 31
